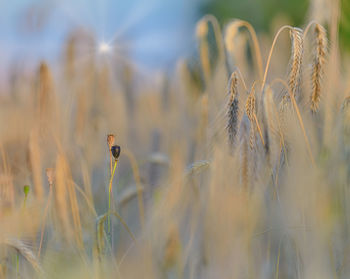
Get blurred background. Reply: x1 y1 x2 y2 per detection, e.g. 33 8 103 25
0 0 349 79
1 1 350 278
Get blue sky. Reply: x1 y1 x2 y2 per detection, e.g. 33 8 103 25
0 0 200 71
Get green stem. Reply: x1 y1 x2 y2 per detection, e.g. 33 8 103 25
16 253 19 278
23 196 28 209
108 160 118 236
37 185 52 258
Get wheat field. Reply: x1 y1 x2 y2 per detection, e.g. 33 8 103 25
1 0 350 278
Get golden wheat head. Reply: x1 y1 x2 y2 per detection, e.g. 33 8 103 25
288 27 304 99
310 23 327 113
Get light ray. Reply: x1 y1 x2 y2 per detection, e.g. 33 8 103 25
106 0 160 45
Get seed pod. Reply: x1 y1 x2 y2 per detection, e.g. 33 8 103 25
111 145 121 160
46 168 55 186
107 134 115 149
23 185 30 197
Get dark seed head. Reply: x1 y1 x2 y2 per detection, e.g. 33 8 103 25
111 145 121 160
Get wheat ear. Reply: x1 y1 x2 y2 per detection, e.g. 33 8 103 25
310 24 327 113
227 72 239 151
288 28 304 99
245 88 256 150
4 238 43 274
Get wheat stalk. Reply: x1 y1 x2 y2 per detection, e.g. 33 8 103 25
37 62 54 121
199 15 226 64
263 86 282 144
225 20 264 80
28 131 43 200
240 119 249 191
261 25 303 93
37 168 54 258
55 155 73 243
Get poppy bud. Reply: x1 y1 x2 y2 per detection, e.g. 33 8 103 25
23 185 30 197
46 168 55 186
107 134 115 148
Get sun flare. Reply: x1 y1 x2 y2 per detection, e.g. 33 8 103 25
98 41 112 54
